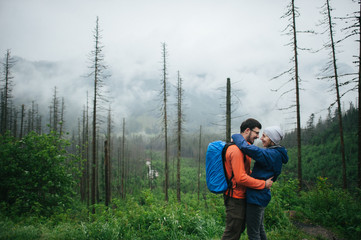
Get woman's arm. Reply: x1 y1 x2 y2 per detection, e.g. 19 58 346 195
231 134 274 168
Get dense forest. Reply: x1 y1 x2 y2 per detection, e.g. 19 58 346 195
283 103 359 189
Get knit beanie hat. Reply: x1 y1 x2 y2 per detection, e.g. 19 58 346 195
264 126 284 145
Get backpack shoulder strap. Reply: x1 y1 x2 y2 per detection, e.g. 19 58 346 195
221 142 235 197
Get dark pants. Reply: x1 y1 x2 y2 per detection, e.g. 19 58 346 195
221 196 246 240
246 203 267 240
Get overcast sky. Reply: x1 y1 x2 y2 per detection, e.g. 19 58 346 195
0 0 358 136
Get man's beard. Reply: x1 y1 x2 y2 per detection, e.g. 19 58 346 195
246 132 253 144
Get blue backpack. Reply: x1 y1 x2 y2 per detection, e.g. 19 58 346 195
205 141 234 194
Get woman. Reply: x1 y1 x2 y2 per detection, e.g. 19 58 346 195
231 126 288 240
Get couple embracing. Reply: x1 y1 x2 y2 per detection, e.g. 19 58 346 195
221 118 289 240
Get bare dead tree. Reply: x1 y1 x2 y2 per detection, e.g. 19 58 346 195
19 104 24 138
59 97 65 137
0 49 15 135
104 140 110 206
27 104 32 134
272 0 303 189
226 78 231 141
176 71 185 203
339 0 360 188
78 117 85 201
87 16 109 212
48 105 52 133
12 106 17 138
117 136 121 196
357 0 361 189
80 107 87 202
28 101 36 133
95 130 102 204
160 42 169 202
105 107 112 206
52 86 59 133
86 93 90 206
36 113 42 134
121 118 126 199
198 125 202 201
318 0 347 188
212 78 244 139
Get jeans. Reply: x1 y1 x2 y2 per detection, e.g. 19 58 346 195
246 203 267 240
221 196 246 240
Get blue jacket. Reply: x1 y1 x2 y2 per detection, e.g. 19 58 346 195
232 134 289 207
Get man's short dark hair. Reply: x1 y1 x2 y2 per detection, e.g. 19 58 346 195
240 118 262 133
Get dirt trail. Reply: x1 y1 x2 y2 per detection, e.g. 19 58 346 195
292 220 342 240
287 211 342 240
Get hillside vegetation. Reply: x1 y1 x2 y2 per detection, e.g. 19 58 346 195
282 103 359 189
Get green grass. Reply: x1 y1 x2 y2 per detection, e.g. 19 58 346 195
1 180 360 240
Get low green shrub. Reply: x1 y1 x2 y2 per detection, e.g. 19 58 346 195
264 181 292 230
297 177 361 240
0 219 42 240
0 132 80 217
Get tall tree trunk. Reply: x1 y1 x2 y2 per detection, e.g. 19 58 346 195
52 87 58 133
117 142 121 195
1 50 14 135
198 125 202 201
326 0 347 189
91 66 97 212
104 140 110 206
291 0 302 190
12 108 17 138
59 97 64 137
161 43 169 202
357 2 361 188
121 118 126 199
105 108 111 206
149 144 153 190
0 93 3 134
20 104 24 139
80 108 86 202
176 71 183 203
226 78 231 142
31 102 35 132
78 118 86 201
96 131 100 203
86 94 90 207
49 106 52 133
86 16 110 209
91 17 100 213
36 110 41 134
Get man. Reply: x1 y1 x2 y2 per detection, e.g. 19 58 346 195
221 118 273 240
232 126 288 240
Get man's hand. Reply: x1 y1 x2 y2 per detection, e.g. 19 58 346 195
265 177 274 189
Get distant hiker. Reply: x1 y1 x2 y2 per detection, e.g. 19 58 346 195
232 125 289 240
221 118 273 240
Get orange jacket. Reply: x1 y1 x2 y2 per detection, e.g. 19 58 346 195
224 145 265 199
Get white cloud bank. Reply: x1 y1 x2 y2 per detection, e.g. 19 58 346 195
0 0 358 136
